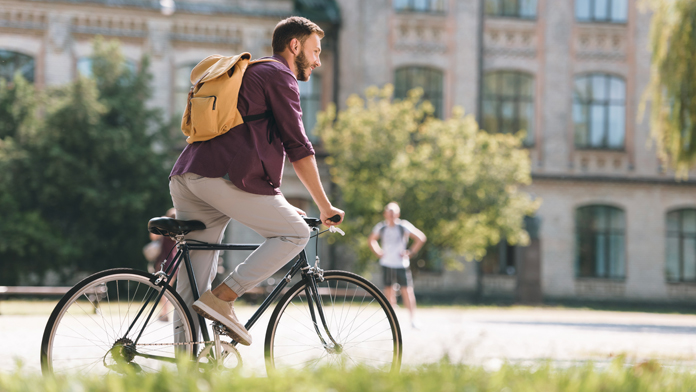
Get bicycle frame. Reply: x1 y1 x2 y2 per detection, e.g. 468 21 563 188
122 227 341 363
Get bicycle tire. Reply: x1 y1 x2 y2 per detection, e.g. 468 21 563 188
41 268 196 375
264 270 402 372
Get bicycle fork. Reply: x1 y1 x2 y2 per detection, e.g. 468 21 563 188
304 273 342 354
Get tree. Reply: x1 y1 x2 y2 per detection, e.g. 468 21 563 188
0 38 172 285
316 86 539 272
644 0 696 175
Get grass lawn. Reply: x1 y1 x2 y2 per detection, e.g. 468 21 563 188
1 359 693 392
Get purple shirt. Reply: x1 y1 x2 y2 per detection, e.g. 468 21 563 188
170 54 315 195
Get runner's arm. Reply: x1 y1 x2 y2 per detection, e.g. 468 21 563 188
368 232 383 258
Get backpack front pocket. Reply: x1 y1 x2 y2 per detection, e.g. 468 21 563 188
190 96 218 137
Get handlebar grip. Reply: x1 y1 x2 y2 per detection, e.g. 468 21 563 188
328 214 341 223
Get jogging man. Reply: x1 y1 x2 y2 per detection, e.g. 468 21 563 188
368 202 426 328
168 16 344 346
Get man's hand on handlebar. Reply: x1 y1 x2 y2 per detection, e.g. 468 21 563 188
320 207 345 226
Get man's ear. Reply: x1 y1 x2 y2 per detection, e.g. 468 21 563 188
289 38 300 55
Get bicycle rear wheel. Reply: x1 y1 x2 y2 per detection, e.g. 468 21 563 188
41 268 196 375
265 271 402 372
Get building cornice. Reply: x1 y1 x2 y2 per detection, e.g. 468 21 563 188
532 173 696 187
21 0 293 18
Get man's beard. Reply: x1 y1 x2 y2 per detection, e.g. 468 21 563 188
295 50 311 82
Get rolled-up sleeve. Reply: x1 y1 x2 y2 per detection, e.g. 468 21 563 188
265 73 315 162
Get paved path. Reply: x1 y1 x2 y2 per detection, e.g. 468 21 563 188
4 304 696 374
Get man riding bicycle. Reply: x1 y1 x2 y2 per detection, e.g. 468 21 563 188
168 16 344 347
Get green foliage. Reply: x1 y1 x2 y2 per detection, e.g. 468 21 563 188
643 0 696 176
316 86 539 272
0 359 693 391
0 38 171 285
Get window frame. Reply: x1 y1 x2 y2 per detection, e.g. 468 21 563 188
482 240 517 275
0 49 35 84
484 0 538 20
174 62 199 118
573 73 626 150
394 66 445 119
482 70 536 146
393 0 446 14
298 74 323 142
575 0 628 24
666 209 696 283
575 205 626 280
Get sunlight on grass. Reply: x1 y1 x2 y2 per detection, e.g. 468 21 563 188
2 358 696 391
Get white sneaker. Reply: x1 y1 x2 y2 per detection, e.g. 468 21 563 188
193 291 252 346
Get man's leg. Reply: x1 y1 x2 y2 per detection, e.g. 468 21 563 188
382 266 397 306
401 286 416 320
384 285 396 306
172 175 310 345
397 268 417 326
170 174 230 337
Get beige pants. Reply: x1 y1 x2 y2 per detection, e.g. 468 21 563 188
169 173 310 331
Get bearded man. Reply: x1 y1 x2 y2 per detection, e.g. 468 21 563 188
168 16 344 346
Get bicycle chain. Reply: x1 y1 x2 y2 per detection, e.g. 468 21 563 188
136 340 217 347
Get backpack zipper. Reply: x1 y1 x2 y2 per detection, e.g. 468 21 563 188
199 95 217 110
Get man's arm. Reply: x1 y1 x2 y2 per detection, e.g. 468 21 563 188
404 227 427 258
292 155 344 226
368 232 383 258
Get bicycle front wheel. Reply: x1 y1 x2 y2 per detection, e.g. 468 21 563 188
265 271 402 372
41 268 196 375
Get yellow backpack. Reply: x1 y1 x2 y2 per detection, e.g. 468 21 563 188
180 52 279 144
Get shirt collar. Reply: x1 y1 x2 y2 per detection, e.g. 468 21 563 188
271 54 292 76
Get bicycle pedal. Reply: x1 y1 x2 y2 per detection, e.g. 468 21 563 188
212 322 233 337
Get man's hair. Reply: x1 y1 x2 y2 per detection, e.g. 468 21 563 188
385 202 400 215
272 16 324 53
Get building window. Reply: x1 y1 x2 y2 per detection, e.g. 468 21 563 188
175 63 197 117
482 71 535 145
575 0 627 23
298 74 322 142
573 74 625 149
576 205 626 279
666 209 696 282
482 240 517 275
77 57 137 79
394 0 445 13
394 66 444 119
0 50 35 83
485 0 537 19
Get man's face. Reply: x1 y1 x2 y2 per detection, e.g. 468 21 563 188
384 208 399 224
295 33 321 82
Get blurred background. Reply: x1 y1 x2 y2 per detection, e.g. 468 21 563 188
1 0 694 308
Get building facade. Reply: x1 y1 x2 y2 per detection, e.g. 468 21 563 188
336 0 696 304
0 0 339 283
4 0 696 303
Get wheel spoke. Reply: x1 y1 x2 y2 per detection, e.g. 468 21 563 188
43 270 194 376
267 273 401 372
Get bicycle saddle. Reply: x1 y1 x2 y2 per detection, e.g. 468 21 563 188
148 217 206 236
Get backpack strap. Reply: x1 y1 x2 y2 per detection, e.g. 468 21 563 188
241 58 282 142
242 110 272 122
378 222 408 245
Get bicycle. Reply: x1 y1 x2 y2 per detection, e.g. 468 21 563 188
41 216 402 375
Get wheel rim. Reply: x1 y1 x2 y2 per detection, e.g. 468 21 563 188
268 274 401 372
45 272 194 375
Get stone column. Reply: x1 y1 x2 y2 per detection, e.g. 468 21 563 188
541 1 573 173
44 13 73 86
147 19 173 118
